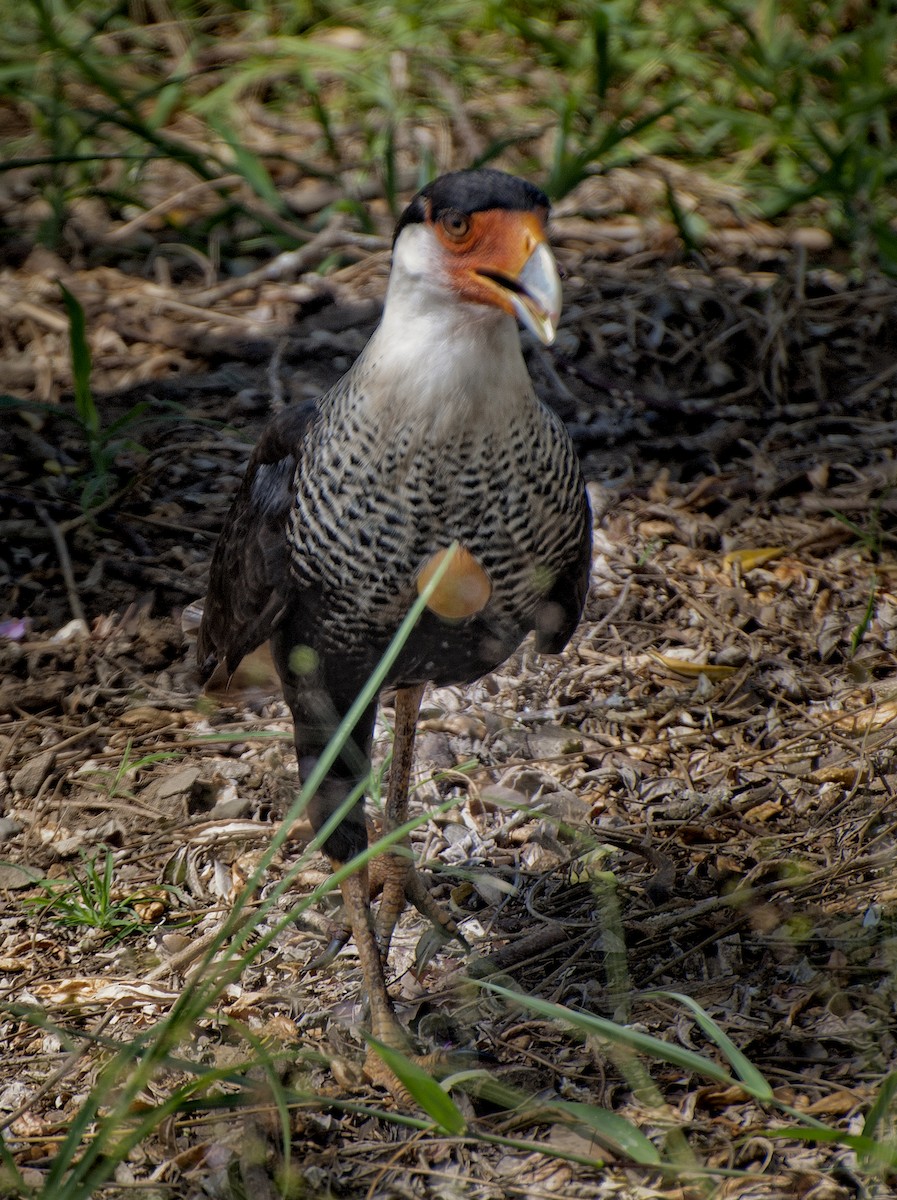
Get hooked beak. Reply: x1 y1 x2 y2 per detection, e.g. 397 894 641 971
474 235 562 346
506 240 562 346
436 207 563 345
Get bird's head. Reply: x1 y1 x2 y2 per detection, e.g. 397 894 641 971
391 169 561 345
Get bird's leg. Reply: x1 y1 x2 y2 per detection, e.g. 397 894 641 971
336 864 409 1051
374 684 467 956
294 762 416 1081
373 683 424 952
279 660 461 1097
276 664 419 1086
297 679 459 968
339 863 454 1099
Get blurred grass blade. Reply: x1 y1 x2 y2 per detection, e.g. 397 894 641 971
364 1038 466 1135
208 117 284 212
648 991 773 1100
0 1135 28 1196
304 71 340 165
383 124 399 218
768 1125 897 1169
59 282 97 435
477 979 736 1087
664 176 701 255
552 1100 660 1165
593 8 610 101
861 1070 897 1147
102 400 151 444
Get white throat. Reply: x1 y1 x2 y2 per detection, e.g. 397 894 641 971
352 225 535 442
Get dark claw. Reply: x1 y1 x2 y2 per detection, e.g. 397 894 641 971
306 929 352 972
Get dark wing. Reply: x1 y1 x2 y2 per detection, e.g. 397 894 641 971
197 400 315 681
535 472 592 655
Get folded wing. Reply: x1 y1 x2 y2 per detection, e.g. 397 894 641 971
197 401 314 681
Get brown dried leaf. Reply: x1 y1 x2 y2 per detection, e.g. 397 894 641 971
835 698 897 733
118 706 182 730
743 799 783 822
32 977 179 1010
809 765 868 787
803 1091 861 1117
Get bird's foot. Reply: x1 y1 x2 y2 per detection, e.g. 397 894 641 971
305 927 350 972
362 1044 450 1104
306 859 468 972
361 1017 463 1105
373 853 469 959
320 869 471 1106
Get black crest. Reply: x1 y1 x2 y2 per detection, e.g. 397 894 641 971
393 169 549 244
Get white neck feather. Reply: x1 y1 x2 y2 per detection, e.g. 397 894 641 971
351 225 535 442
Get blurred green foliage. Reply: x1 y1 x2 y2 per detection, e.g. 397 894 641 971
1 0 895 267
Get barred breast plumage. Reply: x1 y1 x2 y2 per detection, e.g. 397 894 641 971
284 355 588 680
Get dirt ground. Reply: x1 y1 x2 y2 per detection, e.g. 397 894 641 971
2 167 897 1197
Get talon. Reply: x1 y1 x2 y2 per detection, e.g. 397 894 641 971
362 1045 462 1106
363 1048 415 1104
305 929 351 971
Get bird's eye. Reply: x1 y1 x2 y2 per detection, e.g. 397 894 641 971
440 210 470 240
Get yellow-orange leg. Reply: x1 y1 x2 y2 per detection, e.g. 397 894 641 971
307 686 426 973
373 683 425 952
373 684 468 957
338 865 446 1100
308 682 464 973
332 686 469 1100
337 866 408 1051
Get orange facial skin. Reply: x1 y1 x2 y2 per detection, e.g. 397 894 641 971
426 205 551 317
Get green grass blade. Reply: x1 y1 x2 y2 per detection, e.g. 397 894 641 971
0 1133 30 1197
767 1125 897 1168
850 575 877 655
862 1069 897 1147
58 282 97 435
648 991 773 1100
552 1100 660 1165
208 117 284 213
41 1052 128 1194
592 8 610 101
477 980 737 1087
364 1038 466 1135
100 400 152 443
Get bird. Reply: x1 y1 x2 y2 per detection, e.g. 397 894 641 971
197 168 592 1088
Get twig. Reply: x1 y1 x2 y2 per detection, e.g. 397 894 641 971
144 925 239 981
57 483 133 536
35 503 87 628
586 572 635 638
187 221 388 306
108 173 245 241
